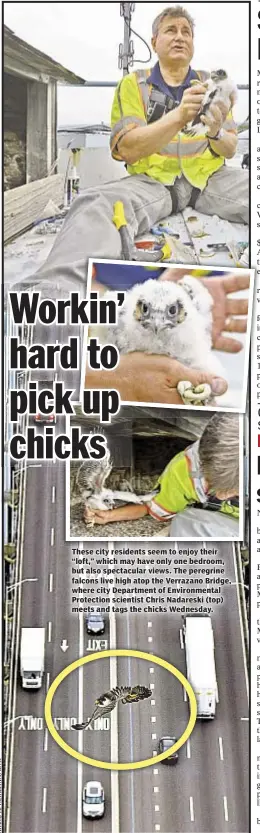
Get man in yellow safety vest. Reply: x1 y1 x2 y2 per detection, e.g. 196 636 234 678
110 4 248 223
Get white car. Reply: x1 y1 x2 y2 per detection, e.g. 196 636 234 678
82 781 105 819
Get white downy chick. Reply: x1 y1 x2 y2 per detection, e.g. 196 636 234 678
105 277 223 376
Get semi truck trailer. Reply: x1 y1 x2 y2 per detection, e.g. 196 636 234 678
20 627 45 689
183 615 218 718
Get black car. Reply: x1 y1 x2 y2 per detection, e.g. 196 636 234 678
158 736 179 764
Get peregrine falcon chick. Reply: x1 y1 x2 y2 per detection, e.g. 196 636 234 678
105 277 223 376
184 69 237 136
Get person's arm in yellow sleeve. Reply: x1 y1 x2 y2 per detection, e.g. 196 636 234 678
110 74 206 165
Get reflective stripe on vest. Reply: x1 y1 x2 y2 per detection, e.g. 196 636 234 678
185 440 208 504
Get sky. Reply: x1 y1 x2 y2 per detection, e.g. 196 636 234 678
4 2 249 126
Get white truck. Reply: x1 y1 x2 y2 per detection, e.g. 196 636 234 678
183 615 218 719
20 627 45 689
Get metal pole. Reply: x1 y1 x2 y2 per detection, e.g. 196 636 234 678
118 3 135 75
123 3 131 75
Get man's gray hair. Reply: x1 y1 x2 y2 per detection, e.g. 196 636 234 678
152 5 195 38
199 413 239 495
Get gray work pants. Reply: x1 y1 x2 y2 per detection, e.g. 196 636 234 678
16 165 248 295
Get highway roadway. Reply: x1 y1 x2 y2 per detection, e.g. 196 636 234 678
6 487 249 833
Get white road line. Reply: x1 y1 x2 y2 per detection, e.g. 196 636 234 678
42 787 47 814
150 683 155 690
153 751 157 756
49 573 53 593
179 628 184 650
187 738 191 758
153 769 159 775
183 688 187 701
46 672 50 692
51 485 56 503
223 796 229 821
151 716 156 723
47 622 52 643
148 621 153 628
232 543 249 701
154 805 160 812
151 700 155 706
152 733 157 740
77 611 84 833
148 636 153 643
218 736 224 761
241 716 249 720
50 527 55 547
153 786 159 793
149 667 154 674
44 728 48 752
189 796 194 822
155 825 160 831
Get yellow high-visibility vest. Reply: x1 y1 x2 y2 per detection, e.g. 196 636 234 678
110 68 236 190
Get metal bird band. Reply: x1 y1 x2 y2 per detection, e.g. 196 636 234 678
72 685 152 730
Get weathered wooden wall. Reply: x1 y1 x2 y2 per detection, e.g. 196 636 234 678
4 173 65 242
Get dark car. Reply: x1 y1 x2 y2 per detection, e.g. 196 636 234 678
86 611 105 635
34 413 56 425
158 736 179 764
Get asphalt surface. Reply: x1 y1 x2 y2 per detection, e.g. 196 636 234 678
7 499 249 833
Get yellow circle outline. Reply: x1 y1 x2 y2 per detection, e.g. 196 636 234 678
44 649 197 770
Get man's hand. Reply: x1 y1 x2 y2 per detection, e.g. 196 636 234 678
177 84 206 128
201 101 228 137
200 273 249 352
85 352 227 404
161 270 250 353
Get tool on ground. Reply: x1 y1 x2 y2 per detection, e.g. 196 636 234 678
113 202 172 261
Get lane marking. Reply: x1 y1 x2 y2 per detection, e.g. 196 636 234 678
154 805 160 812
189 796 194 822
50 528 55 547
77 611 84 833
232 543 249 701
148 636 153 643
44 728 48 752
47 622 52 643
150 683 155 690
153 751 157 756
223 796 229 821
183 688 187 701
187 738 191 759
241 716 249 721
126 615 135 833
218 737 224 761
49 573 53 593
46 672 50 692
149 667 154 674
42 787 47 814
151 716 156 723
152 733 157 740
155 826 160 831
153 769 158 775
179 629 184 650
153 786 159 793
51 486 56 504
151 700 155 706
148 622 153 628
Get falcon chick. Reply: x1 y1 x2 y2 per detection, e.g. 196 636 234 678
105 276 223 376
184 69 237 137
